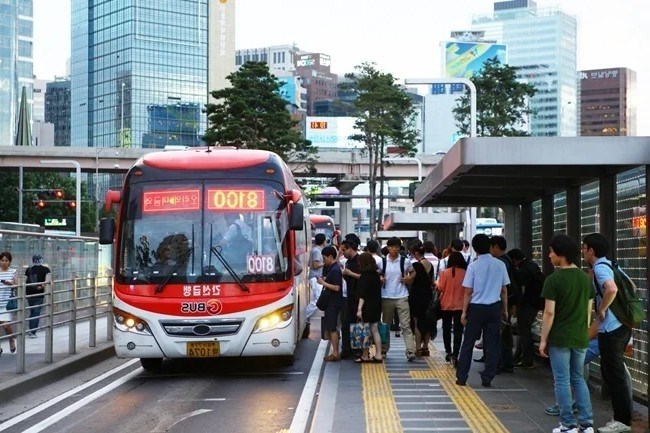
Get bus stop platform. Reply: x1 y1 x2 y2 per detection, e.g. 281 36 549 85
308 323 649 433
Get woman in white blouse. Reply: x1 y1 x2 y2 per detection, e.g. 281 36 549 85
0 251 17 355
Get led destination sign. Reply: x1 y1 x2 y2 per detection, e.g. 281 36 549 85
142 189 265 212
207 189 265 210
143 190 200 212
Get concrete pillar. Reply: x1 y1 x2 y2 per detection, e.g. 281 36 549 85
599 175 617 260
503 204 521 249
520 202 533 258
541 195 554 275
339 201 354 237
566 186 581 242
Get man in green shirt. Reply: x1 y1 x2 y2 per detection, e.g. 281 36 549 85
539 234 595 433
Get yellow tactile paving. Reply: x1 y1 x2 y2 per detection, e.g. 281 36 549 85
362 363 403 433
426 352 509 433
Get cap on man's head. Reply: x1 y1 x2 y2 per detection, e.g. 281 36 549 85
32 254 43 264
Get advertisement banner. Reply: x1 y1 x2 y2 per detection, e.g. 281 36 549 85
444 42 507 78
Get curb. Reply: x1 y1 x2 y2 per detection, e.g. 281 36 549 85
0 344 116 404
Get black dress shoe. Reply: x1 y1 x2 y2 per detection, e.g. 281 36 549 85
473 356 485 362
455 379 466 386
481 380 492 388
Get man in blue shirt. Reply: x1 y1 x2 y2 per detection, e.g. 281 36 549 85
582 233 632 433
456 234 509 388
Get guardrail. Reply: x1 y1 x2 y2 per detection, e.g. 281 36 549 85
1 275 113 373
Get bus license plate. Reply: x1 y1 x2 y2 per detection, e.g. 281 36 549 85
187 341 220 358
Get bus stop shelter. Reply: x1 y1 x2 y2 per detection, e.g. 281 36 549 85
413 135 650 414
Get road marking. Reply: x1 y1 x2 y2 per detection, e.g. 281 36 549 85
362 363 402 433
288 339 328 433
309 359 340 433
0 359 140 432
152 409 212 432
21 367 144 433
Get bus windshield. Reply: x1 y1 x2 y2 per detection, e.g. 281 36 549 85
117 180 290 285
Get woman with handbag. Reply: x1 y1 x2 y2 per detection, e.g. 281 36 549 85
405 245 436 357
0 251 17 356
437 251 468 366
355 253 383 363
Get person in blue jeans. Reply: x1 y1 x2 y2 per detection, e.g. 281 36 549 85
539 234 595 433
24 254 51 338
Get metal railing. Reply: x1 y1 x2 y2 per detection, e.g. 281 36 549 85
1 275 113 373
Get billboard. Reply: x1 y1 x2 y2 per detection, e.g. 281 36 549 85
305 117 363 149
444 42 507 78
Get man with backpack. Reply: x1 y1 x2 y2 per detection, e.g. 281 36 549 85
25 254 51 338
507 248 544 369
489 236 519 374
582 233 633 433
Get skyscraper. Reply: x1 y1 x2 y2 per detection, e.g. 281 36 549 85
71 0 235 149
579 68 637 136
45 78 71 146
471 0 577 136
0 0 34 146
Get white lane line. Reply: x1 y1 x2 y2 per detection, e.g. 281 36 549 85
22 367 144 433
152 409 212 432
0 359 140 432
229 372 304 375
288 339 328 433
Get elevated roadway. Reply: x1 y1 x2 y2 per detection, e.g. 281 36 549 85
0 146 440 180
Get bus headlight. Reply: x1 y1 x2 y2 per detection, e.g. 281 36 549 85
113 307 152 336
253 305 293 333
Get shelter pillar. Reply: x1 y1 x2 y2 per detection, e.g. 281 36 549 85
520 202 533 258
503 204 521 250
541 195 554 275
599 175 617 260
566 186 581 242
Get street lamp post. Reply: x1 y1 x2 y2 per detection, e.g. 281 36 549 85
40 159 81 236
561 101 572 136
403 78 478 244
120 82 126 147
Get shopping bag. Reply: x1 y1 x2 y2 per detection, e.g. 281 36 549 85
425 290 441 322
5 289 17 311
378 322 389 345
350 322 371 349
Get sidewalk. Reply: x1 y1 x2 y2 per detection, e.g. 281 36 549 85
0 317 115 403
315 322 649 433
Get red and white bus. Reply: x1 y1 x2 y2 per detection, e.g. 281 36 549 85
100 148 310 370
309 214 340 246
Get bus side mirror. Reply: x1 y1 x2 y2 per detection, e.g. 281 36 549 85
99 218 115 245
289 203 304 231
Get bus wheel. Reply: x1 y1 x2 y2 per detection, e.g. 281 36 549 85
140 358 163 371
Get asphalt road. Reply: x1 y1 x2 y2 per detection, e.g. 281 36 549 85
0 335 322 433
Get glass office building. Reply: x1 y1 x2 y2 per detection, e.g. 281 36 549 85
471 1 577 136
0 0 34 146
71 0 208 148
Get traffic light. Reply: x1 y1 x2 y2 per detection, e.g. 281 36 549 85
34 199 46 209
51 189 64 199
67 201 77 210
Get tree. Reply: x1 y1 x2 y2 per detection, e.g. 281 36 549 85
345 63 420 237
0 171 96 232
453 57 537 137
203 61 317 173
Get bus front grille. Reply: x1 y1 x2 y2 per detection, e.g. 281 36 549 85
159 318 244 337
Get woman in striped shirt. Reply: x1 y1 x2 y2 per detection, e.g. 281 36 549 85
0 251 17 355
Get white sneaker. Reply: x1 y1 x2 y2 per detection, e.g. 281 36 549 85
553 424 578 433
28 333 38 339
580 426 594 433
597 421 631 433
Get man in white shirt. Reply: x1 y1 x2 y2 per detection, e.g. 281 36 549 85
304 233 327 337
381 237 417 361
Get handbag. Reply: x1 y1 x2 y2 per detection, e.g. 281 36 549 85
5 289 17 311
316 288 331 311
350 321 372 349
425 289 441 322
378 322 389 345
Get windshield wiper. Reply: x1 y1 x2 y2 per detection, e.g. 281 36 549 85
210 246 249 292
154 247 193 294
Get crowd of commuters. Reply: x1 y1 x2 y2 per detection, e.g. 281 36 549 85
308 230 634 433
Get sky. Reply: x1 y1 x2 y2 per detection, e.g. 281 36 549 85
33 0 649 134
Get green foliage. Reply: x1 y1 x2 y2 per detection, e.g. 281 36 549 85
345 62 421 235
453 57 537 137
0 171 96 233
203 61 317 173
